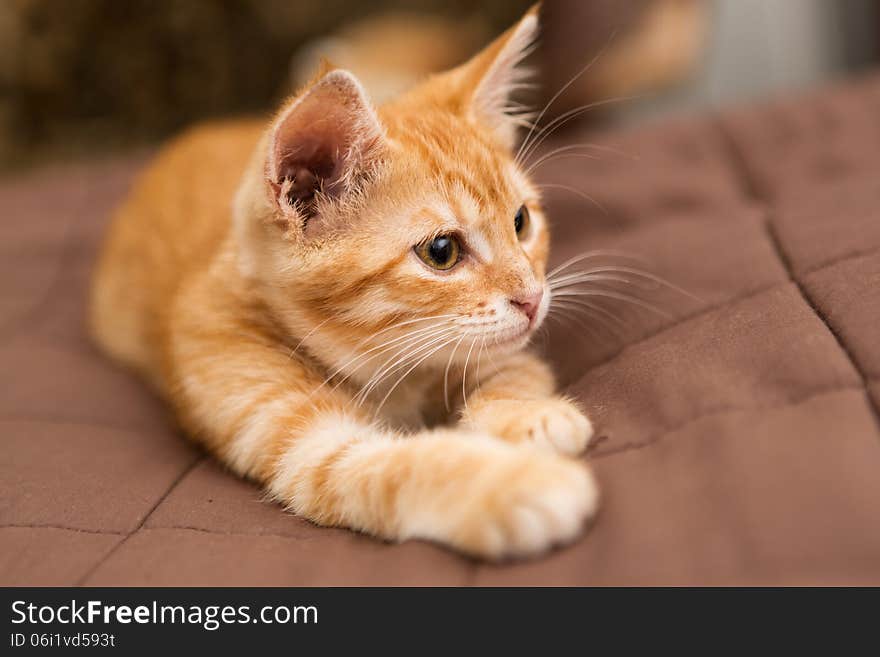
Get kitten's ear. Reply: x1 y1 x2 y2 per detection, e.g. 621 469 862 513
450 4 539 148
266 69 384 231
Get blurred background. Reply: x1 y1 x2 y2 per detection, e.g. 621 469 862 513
1 0 878 171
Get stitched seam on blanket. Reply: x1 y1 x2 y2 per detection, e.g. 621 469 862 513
564 278 787 387
0 523 312 542
0 524 126 536
799 243 880 278
140 526 322 541
75 456 203 585
589 383 865 459
778 240 880 428
714 117 880 431
29 524 323 542
563 241 880 391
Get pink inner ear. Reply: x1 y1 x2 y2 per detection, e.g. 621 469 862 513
267 71 384 231
272 107 351 213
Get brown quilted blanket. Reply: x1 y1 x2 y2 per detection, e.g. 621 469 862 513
2 73 879 586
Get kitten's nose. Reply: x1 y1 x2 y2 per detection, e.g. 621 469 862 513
510 290 543 324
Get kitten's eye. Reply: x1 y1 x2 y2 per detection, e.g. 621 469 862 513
415 234 461 271
514 205 530 238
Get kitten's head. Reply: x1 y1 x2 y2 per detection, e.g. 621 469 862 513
235 6 549 380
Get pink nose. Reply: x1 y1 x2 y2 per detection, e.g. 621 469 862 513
510 290 543 324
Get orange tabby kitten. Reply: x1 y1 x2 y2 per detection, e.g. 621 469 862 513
90 6 598 559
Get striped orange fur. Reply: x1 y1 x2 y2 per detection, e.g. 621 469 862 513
90 5 598 559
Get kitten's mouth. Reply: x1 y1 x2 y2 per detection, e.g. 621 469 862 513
458 311 543 351
488 321 533 348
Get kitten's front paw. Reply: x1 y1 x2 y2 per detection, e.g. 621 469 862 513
452 448 598 559
463 398 593 455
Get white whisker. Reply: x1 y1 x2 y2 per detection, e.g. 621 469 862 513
476 334 486 390
551 288 673 319
355 327 459 406
372 336 459 418
288 316 333 359
548 305 616 337
310 319 456 397
551 272 652 289
525 151 601 176
332 320 455 380
460 336 478 415
443 334 466 413
546 304 605 339
552 294 628 326
546 250 646 279
519 94 640 166
536 183 608 215
549 264 702 301
515 30 620 164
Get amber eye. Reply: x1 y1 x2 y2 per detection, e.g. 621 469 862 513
514 205 530 238
415 234 461 271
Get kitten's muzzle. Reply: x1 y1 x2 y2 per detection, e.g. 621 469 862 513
510 290 543 326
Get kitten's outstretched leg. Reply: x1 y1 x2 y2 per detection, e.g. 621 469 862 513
269 419 597 559
459 352 594 456
169 311 596 559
